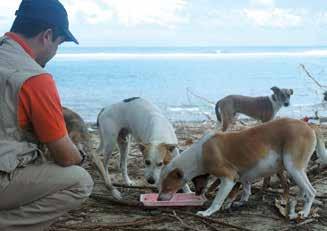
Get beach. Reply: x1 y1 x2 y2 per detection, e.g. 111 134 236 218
50 119 327 231
47 46 327 230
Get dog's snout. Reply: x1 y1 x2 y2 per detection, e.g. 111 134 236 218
158 193 173 201
147 177 155 184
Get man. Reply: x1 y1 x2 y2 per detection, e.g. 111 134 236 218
0 0 94 230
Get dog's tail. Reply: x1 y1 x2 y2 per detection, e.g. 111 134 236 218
313 126 327 166
96 108 106 154
215 101 222 123
97 107 105 127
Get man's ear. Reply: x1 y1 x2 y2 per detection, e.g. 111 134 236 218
271 86 280 94
40 28 53 44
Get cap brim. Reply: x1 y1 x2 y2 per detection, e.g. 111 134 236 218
63 29 79 45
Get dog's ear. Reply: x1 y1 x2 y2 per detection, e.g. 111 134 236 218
138 143 147 153
288 89 293 95
192 174 210 195
159 144 177 165
165 144 177 153
173 168 184 179
271 86 280 94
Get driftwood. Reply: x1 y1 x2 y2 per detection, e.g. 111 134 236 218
90 194 144 207
168 211 200 231
53 216 168 230
280 218 316 231
175 211 253 231
90 193 252 231
113 183 157 190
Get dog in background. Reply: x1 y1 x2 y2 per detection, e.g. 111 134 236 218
215 87 293 131
95 97 190 200
158 118 327 218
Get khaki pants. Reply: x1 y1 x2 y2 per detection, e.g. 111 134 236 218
0 163 94 231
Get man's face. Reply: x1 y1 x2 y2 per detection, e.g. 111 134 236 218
36 30 65 67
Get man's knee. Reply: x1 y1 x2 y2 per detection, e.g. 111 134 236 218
66 166 94 198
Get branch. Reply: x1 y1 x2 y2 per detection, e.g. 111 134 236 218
53 217 167 230
177 211 253 231
168 210 200 231
299 64 327 89
90 193 144 207
186 87 216 105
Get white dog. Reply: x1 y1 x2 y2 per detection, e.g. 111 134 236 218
95 97 190 199
158 118 327 218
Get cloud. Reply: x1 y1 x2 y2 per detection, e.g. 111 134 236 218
317 12 327 27
0 1 20 27
249 0 275 9
0 0 188 30
242 8 304 29
62 0 188 28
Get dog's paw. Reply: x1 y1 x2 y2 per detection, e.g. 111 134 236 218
231 201 246 208
298 210 310 219
111 188 122 200
222 199 233 210
196 210 211 217
126 179 136 186
182 185 192 193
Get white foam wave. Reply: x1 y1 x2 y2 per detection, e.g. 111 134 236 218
55 49 327 60
167 106 200 112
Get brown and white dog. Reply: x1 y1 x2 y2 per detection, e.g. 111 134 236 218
215 87 293 131
96 97 190 199
158 118 327 218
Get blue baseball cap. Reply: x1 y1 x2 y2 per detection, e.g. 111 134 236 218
15 0 78 44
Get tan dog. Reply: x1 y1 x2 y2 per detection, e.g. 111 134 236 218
38 107 89 160
62 106 90 154
215 87 293 131
158 118 327 218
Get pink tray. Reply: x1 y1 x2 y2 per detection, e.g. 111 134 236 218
140 193 206 207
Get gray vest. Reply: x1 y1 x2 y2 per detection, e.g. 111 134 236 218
0 35 47 173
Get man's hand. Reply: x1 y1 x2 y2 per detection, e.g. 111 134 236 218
46 134 82 166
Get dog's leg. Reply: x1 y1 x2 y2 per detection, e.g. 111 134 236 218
102 144 123 200
262 176 271 189
97 122 122 200
197 177 235 217
284 155 316 219
231 180 251 208
172 148 192 193
119 134 135 186
277 171 289 200
221 111 233 132
222 182 242 210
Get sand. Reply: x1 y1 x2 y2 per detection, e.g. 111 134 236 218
50 119 327 231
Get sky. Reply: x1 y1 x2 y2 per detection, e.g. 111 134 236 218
1 0 327 47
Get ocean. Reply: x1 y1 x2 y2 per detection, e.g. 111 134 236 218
48 46 327 122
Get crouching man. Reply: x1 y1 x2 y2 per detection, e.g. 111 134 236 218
0 0 93 230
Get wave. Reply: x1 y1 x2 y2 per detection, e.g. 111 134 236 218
167 106 200 112
55 49 327 60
